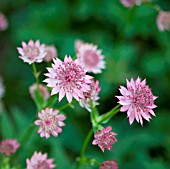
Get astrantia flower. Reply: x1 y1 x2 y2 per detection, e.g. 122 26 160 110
120 0 142 7
44 45 58 62
26 152 55 169
0 76 5 99
117 77 157 125
156 11 170 31
74 39 85 53
35 108 66 139
44 55 93 103
100 160 118 169
17 40 46 64
79 80 100 112
0 139 20 156
92 126 117 152
76 42 105 74
0 12 8 31
29 83 50 101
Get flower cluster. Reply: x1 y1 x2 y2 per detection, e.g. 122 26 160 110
99 160 118 169
44 45 58 62
0 12 8 31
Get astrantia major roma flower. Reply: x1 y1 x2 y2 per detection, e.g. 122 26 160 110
44 45 58 62
99 160 118 169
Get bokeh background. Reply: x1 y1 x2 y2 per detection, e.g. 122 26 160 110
0 0 170 168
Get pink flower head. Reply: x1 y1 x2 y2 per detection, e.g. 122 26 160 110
79 80 100 112
120 0 142 7
92 126 117 152
99 160 118 169
17 40 46 64
0 139 20 156
26 151 55 169
29 83 50 101
44 45 58 62
35 108 66 139
44 55 93 103
74 39 85 53
0 12 8 31
117 77 157 125
0 76 5 99
156 11 170 31
76 42 105 74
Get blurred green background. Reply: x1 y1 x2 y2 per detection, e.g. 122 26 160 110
0 0 170 168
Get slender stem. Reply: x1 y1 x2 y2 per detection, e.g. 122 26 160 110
32 63 39 84
58 100 76 111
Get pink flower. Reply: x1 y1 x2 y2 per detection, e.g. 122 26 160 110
99 160 118 169
156 11 170 31
120 0 142 7
76 41 105 74
44 55 93 103
29 83 50 101
74 39 85 53
117 77 157 125
26 151 55 169
44 45 58 62
0 12 8 31
0 139 20 156
17 40 46 64
35 108 66 139
92 126 117 152
79 80 100 112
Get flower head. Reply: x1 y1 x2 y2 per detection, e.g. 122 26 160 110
35 108 66 139
0 139 20 156
92 126 117 152
99 160 118 169
156 11 170 31
0 12 8 31
117 77 157 125
26 151 55 169
17 40 46 64
79 80 100 112
44 55 93 103
44 45 58 62
120 0 142 7
29 83 50 101
76 42 105 74
74 39 85 53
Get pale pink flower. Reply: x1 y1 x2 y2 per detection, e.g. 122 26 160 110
100 160 118 169
117 77 157 125
44 55 93 103
120 0 142 7
0 76 5 99
92 126 117 152
156 11 170 31
79 80 100 112
0 139 20 156
29 83 50 101
76 42 105 74
44 45 58 62
26 151 55 169
35 108 66 139
0 12 8 31
74 39 85 53
17 40 46 64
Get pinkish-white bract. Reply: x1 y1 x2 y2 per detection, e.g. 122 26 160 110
156 11 170 31
75 39 85 53
92 126 117 152
35 108 66 139
17 40 46 64
0 12 8 31
76 42 105 74
0 139 20 156
99 160 118 169
117 77 157 125
120 0 142 7
79 80 100 112
44 56 93 103
26 151 55 169
44 45 58 62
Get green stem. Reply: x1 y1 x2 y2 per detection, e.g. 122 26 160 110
58 100 76 111
32 63 39 84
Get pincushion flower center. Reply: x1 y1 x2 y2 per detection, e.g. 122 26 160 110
24 46 40 59
35 161 50 169
84 50 99 67
1 144 13 152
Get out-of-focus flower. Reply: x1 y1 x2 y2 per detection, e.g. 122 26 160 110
79 80 100 112
0 139 20 156
76 41 105 74
0 77 5 99
17 40 46 64
92 126 117 152
26 151 55 169
99 160 118 169
75 39 85 53
116 77 157 125
44 55 93 103
156 11 170 31
0 12 8 31
44 45 58 62
120 0 142 8
29 83 50 101
35 108 66 139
